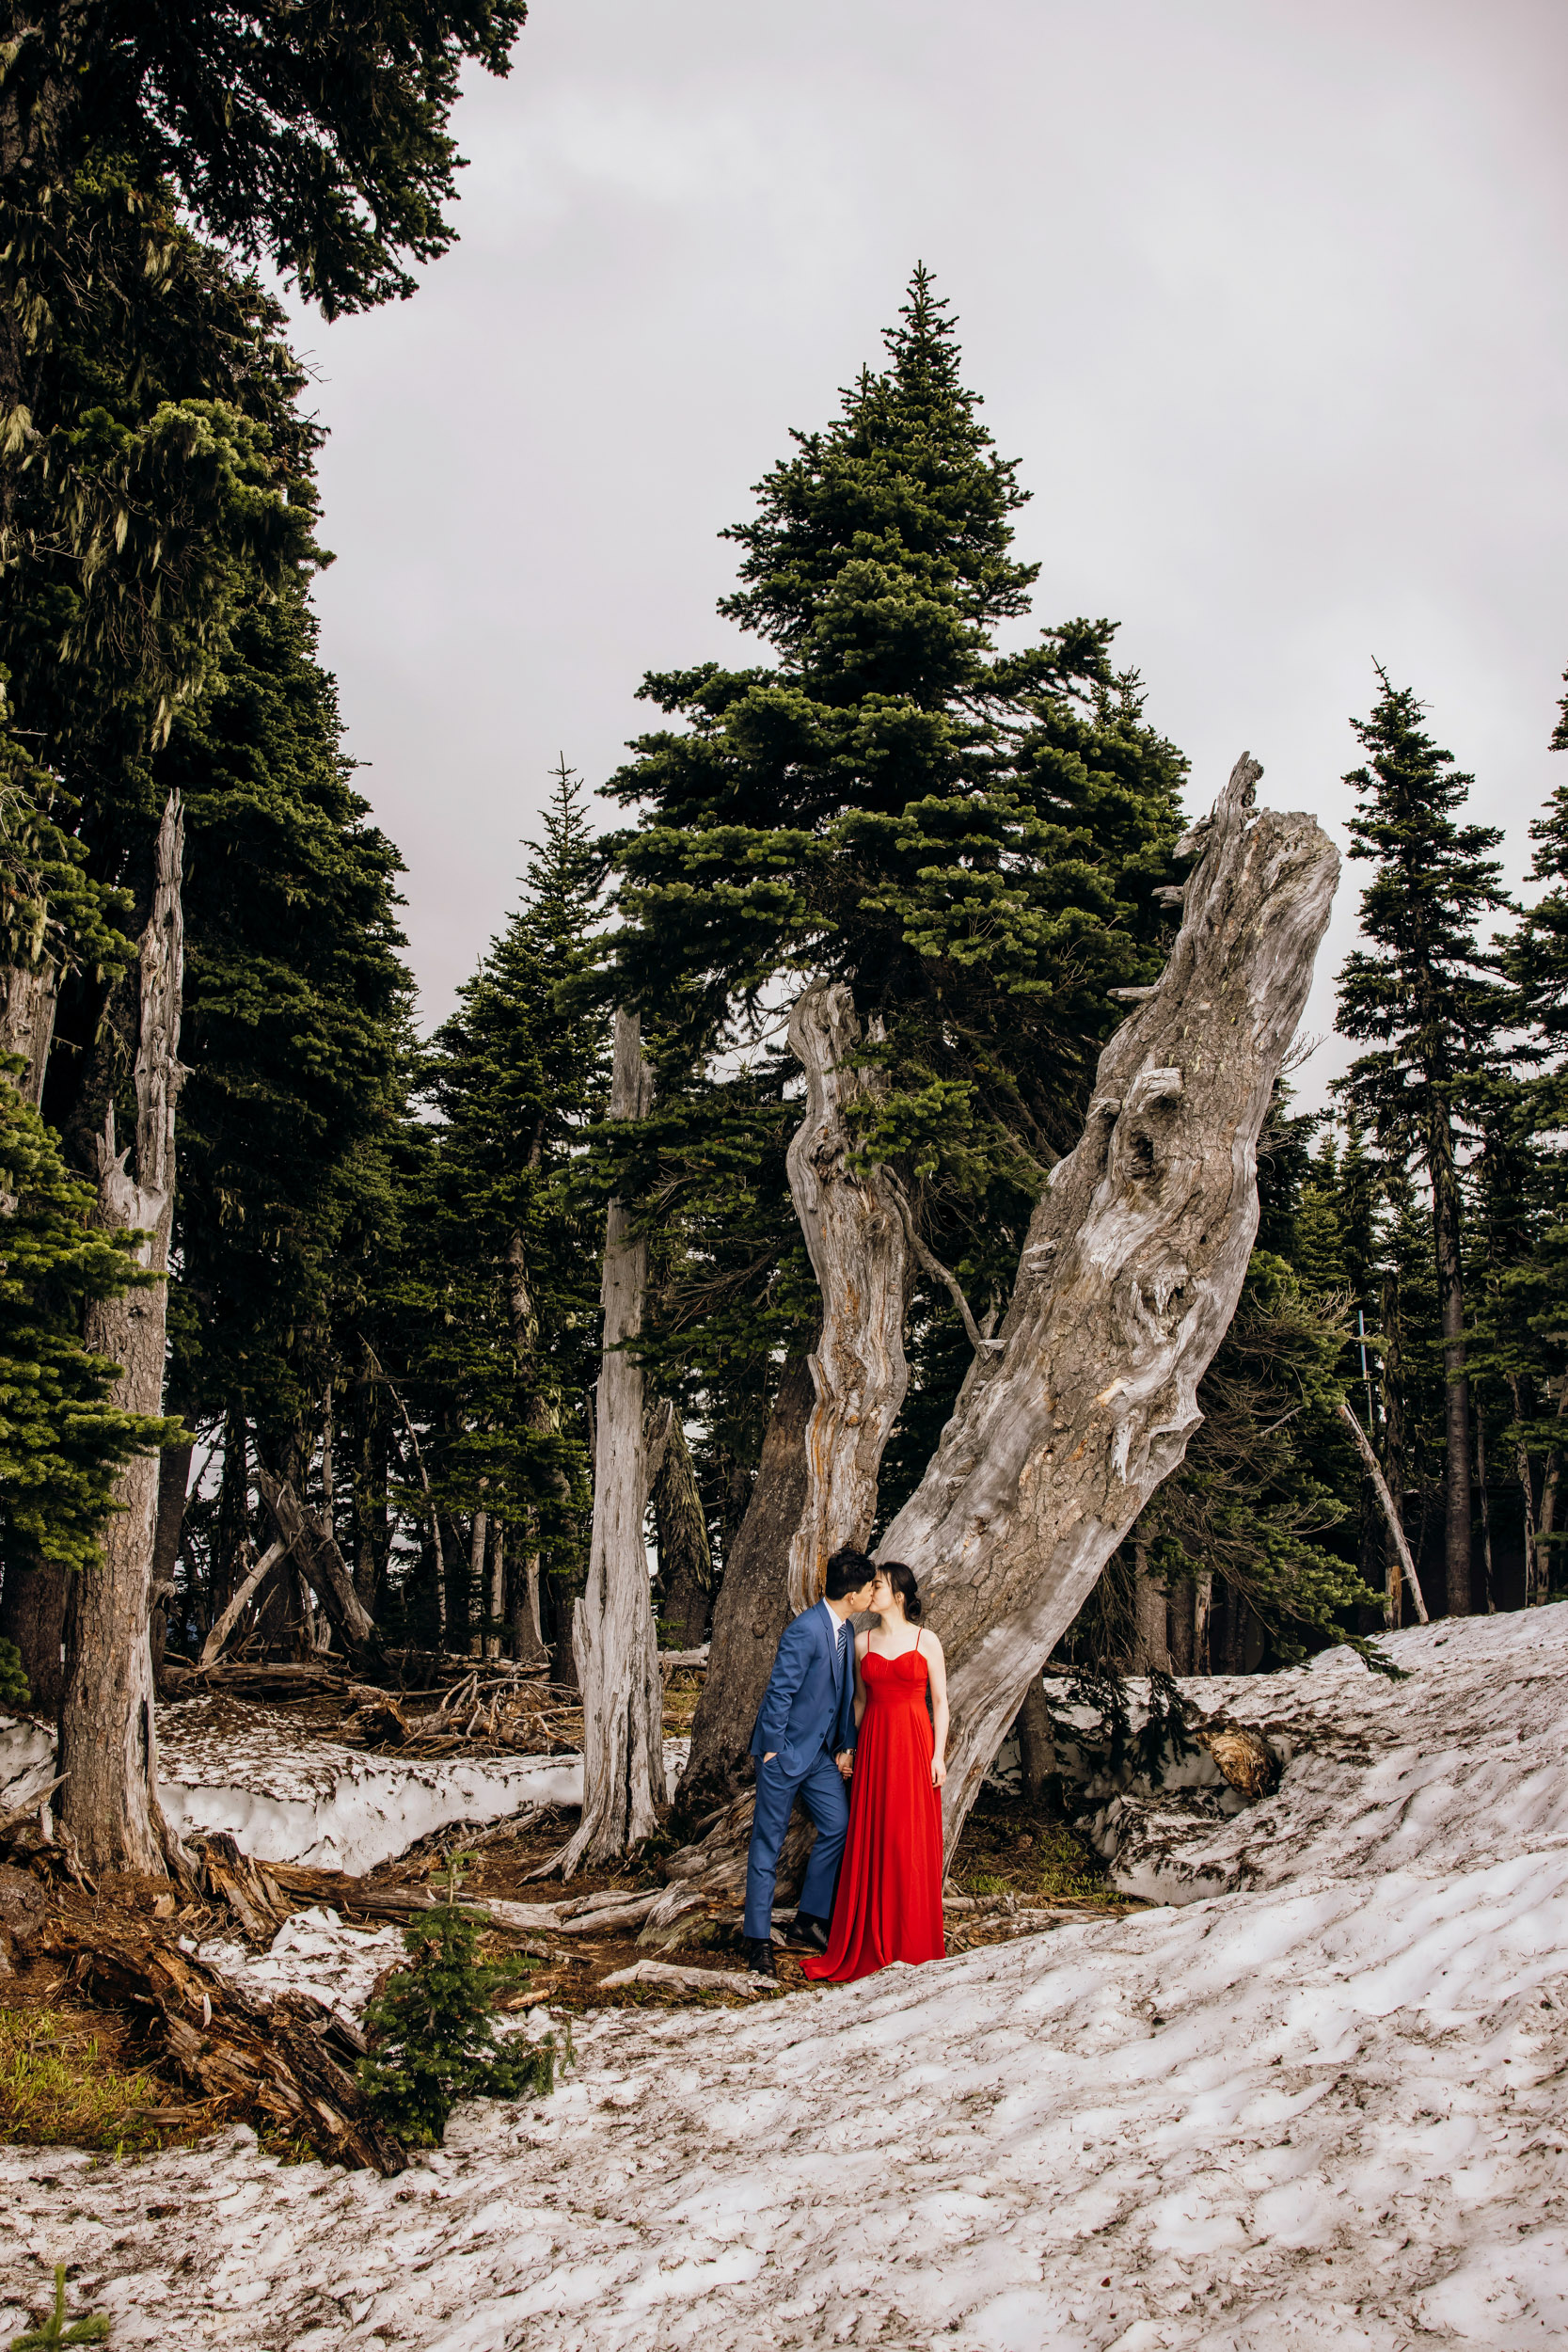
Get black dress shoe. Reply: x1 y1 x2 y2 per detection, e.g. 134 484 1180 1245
741 1936 777 1978
783 1912 830 1956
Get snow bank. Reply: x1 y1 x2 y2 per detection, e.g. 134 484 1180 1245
0 1714 55 1811
8 1697 687 1876
196 1906 408 2021
4 1608 1568 2349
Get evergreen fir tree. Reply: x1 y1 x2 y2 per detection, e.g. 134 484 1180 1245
358 1860 561 2148
1335 670 1513 1615
602 267 1186 1536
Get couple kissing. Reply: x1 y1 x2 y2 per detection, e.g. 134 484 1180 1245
741 1546 949 1982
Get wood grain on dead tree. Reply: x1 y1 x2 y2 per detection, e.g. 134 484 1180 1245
784 981 910 1613
872 755 1339 1851
552 1008 665 1872
58 794 187 1876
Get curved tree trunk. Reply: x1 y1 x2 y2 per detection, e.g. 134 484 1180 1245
57 794 186 1876
553 1009 665 1874
784 981 910 1613
872 756 1338 1851
678 1353 815 1809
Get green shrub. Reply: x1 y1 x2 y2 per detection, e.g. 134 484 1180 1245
0 1639 28 1711
357 1859 562 2148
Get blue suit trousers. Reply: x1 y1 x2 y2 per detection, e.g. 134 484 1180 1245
743 1744 849 1942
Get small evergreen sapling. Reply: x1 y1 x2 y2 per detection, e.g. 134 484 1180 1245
10 2265 109 2348
357 1859 562 2146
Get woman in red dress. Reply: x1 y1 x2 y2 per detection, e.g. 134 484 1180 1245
801 1561 948 1983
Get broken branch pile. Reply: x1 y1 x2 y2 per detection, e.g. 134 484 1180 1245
20 1912 406 2173
341 1670 583 1756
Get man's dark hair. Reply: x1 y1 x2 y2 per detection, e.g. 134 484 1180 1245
824 1548 875 1602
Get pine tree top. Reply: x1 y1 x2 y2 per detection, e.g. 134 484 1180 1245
718 265 1037 699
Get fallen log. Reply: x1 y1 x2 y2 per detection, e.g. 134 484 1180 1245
197 1538 293 1667
24 1915 405 2173
597 1958 768 1999
193 1830 293 1941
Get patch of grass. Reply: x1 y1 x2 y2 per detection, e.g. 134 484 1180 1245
951 1804 1117 1907
0 2010 171 2154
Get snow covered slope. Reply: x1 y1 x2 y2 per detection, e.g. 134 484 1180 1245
5 1608 1568 2350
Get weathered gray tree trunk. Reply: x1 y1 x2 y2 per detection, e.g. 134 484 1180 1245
504 1232 555 1670
873 756 1338 1850
678 1353 815 1808
553 1009 665 1874
784 981 910 1613
57 795 186 1875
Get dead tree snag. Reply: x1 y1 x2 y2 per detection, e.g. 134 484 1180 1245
552 1008 665 1873
57 794 187 1876
784 980 910 1613
874 756 1339 1851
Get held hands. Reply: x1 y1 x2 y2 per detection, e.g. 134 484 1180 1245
836 1750 854 1780
931 1756 948 1788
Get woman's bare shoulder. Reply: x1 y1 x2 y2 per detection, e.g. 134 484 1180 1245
855 1628 872 1659
922 1626 946 1662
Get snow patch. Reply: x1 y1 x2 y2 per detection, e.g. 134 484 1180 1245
5 1611 1568 2349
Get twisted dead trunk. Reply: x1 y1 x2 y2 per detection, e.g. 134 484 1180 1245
552 1008 665 1873
873 755 1338 1850
784 981 910 1612
57 794 186 1876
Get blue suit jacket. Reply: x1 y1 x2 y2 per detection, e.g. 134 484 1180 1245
751 1604 858 1775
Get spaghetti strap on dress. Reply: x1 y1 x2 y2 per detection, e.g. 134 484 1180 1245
801 1644 944 1982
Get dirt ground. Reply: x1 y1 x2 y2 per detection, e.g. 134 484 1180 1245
0 1671 1131 2159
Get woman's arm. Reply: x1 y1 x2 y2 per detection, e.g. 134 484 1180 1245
927 1634 950 1788
853 1629 870 1729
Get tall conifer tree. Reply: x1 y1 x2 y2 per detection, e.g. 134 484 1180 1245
604 268 1186 1555
1335 671 1513 1615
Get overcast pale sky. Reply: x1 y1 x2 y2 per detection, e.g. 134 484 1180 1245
293 0 1567 1104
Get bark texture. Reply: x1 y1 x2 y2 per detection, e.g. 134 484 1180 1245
57 795 186 1875
648 1401 714 1648
784 982 910 1613
679 1353 815 1807
874 755 1339 1851
1131 1541 1170 1673
0 1560 67 1712
0 959 57 1107
554 1009 665 1873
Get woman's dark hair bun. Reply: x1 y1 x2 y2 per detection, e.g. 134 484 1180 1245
881 1561 923 1621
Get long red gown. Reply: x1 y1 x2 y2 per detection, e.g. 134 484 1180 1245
801 1643 944 1983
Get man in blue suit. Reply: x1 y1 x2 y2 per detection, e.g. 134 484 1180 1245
741 1545 877 1978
